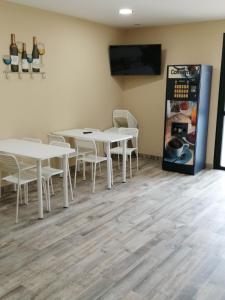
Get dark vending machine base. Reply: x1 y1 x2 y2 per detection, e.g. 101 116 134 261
162 161 203 175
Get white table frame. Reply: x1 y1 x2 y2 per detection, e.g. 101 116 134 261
0 139 75 219
54 129 132 189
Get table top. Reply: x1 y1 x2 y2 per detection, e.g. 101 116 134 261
54 129 132 143
0 139 75 160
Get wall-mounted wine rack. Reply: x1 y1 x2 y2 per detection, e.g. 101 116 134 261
3 70 46 80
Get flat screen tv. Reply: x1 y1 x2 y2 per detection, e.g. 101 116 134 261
109 44 161 76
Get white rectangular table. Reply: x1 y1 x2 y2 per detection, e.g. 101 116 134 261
54 129 132 189
0 139 75 219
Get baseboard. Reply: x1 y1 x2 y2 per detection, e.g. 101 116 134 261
139 153 162 161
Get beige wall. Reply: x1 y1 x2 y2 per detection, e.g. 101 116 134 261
123 21 225 164
0 1 224 165
0 1 124 141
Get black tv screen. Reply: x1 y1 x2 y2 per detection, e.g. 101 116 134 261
109 44 161 76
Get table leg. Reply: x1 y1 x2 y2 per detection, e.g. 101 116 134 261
122 140 127 183
106 142 112 189
36 160 43 219
63 154 69 208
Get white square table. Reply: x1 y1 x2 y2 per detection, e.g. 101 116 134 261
54 129 132 189
0 139 75 219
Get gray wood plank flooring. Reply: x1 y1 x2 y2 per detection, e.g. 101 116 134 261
1 159 225 300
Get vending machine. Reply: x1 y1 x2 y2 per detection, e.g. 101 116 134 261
162 65 212 175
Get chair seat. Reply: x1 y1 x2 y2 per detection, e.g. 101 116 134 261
110 146 137 156
78 149 94 156
68 152 77 158
78 154 107 164
41 166 63 178
18 161 36 170
55 151 77 159
3 169 37 185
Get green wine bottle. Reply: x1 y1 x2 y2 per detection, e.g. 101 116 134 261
10 33 19 72
22 43 28 72
32 36 40 72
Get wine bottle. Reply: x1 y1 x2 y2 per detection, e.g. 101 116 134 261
10 33 19 72
32 36 40 72
22 43 29 72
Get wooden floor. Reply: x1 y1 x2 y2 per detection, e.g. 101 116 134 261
1 158 225 300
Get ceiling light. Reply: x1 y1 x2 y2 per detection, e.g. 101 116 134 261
119 8 133 15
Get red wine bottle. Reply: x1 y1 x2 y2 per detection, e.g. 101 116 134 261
22 43 28 72
10 33 19 72
32 36 40 72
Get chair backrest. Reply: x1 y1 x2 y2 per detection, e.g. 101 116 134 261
76 138 97 156
49 141 71 168
113 109 138 128
48 134 65 144
23 137 42 143
49 141 70 149
0 153 20 175
119 128 139 148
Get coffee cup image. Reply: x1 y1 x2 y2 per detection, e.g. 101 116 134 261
166 137 189 158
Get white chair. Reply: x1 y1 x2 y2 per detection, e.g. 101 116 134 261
49 141 74 208
48 133 77 180
74 138 112 193
23 138 54 195
48 133 91 180
23 137 71 211
113 109 138 129
0 153 44 223
48 134 77 160
0 139 39 200
110 128 139 178
83 128 102 174
0 161 36 200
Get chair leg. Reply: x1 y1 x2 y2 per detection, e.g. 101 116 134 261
47 179 51 212
50 177 54 195
24 184 28 205
59 158 63 178
74 159 78 189
16 185 20 223
19 185 23 204
82 160 86 180
136 152 139 171
77 160 81 172
129 155 132 178
68 166 74 201
26 184 29 205
117 154 120 170
42 180 48 211
99 163 102 176
92 163 97 193
91 163 93 181
111 159 114 186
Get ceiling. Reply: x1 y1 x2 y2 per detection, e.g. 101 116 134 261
7 0 225 28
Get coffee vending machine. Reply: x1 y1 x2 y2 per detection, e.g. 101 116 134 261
162 65 212 175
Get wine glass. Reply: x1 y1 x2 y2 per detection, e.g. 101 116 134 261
27 54 33 72
37 42 45 66
16 41 23 71
2 55 11 72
